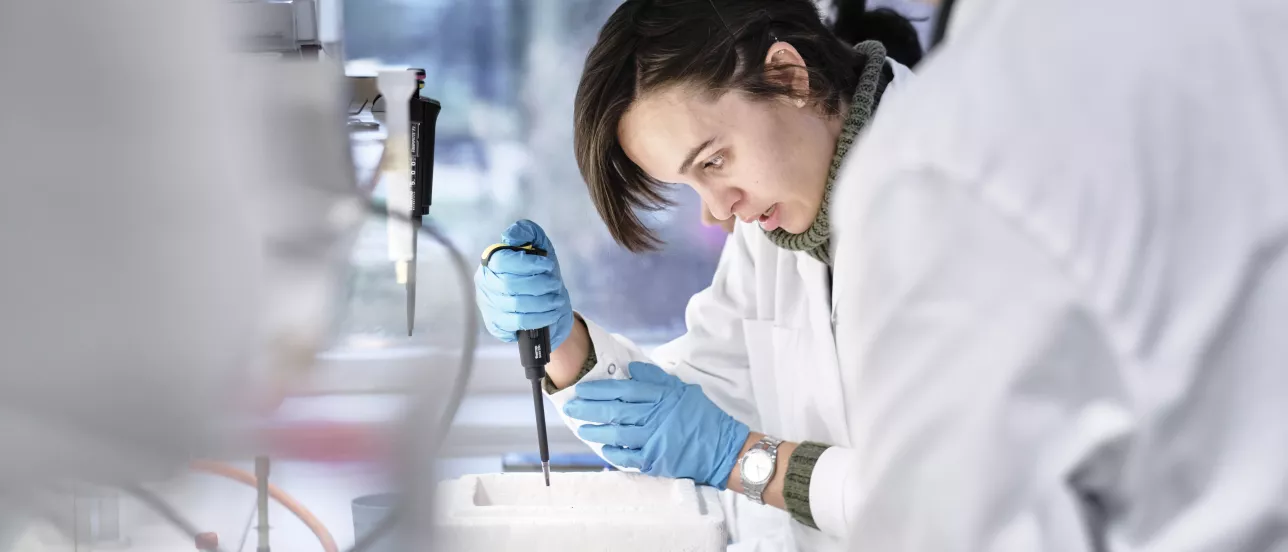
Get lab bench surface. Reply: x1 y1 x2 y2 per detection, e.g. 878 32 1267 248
270 392 588 457
8 457 502 552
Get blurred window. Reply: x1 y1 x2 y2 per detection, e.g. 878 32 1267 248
314 0 726 393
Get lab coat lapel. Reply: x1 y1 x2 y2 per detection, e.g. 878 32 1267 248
795 253 851 446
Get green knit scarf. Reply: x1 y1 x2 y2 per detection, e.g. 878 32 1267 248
763 41 888 266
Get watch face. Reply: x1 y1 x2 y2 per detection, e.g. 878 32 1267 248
742 450 774 485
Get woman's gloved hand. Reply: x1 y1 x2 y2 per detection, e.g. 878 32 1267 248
474 220 574 350
563 362 751 490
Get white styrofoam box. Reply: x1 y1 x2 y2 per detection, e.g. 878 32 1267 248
433 472 727 552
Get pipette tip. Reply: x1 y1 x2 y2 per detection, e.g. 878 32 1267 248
542 462 550 487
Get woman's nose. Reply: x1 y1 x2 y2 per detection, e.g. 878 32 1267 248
700 201 736 233
700 185 741 222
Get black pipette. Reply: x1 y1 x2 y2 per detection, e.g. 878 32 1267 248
407 68 441 336
518 327 552 486
480 243 553 486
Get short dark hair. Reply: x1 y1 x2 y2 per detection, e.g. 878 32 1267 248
573 0 872 252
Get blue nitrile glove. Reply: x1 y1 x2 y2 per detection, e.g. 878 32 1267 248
564 362 751 490
474 220 574 350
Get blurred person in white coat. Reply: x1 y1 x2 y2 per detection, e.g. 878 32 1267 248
829 0 1288 549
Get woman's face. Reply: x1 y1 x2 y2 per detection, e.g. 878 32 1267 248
617 57 843 234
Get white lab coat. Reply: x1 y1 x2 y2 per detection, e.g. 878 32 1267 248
828 0 1288 550
544 60 917 552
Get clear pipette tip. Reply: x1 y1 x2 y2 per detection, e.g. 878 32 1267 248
542 462 550 487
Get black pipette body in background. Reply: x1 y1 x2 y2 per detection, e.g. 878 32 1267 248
407 68 442 336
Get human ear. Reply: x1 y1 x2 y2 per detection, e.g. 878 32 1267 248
763 41 809 108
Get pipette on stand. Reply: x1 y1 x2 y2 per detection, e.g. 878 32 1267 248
406 69 441 336
480 244 553 486
377 70 416 335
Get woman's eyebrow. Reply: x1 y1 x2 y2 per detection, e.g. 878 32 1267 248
677 137 717 175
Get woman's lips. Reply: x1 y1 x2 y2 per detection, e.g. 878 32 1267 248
758 204 781 231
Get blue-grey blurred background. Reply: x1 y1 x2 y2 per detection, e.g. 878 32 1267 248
338 0 724 352
331 0 934 354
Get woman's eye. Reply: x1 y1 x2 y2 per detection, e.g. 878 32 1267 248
703 154 725 170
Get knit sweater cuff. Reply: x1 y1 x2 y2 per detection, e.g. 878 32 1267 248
542 341 597 394
784 441 831 530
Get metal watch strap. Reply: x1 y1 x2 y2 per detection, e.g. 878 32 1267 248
743 435 783 505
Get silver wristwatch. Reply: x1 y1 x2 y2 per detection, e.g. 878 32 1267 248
738 435 782 505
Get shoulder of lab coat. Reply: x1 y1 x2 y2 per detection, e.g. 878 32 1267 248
812 9 1129 542
819 0 1288 547
545 224 765 462
817 162 1127 548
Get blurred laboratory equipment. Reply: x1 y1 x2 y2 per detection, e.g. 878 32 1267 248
342 0 724 347
225 0 329 57
2 0 288 499
407 71 443 336
373 69 443 337
350 494 396 552
0 0 474 550
69 487 130 548
377 69 419 338
431 472 727 551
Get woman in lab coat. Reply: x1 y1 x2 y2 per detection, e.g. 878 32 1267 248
476 0 916 550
